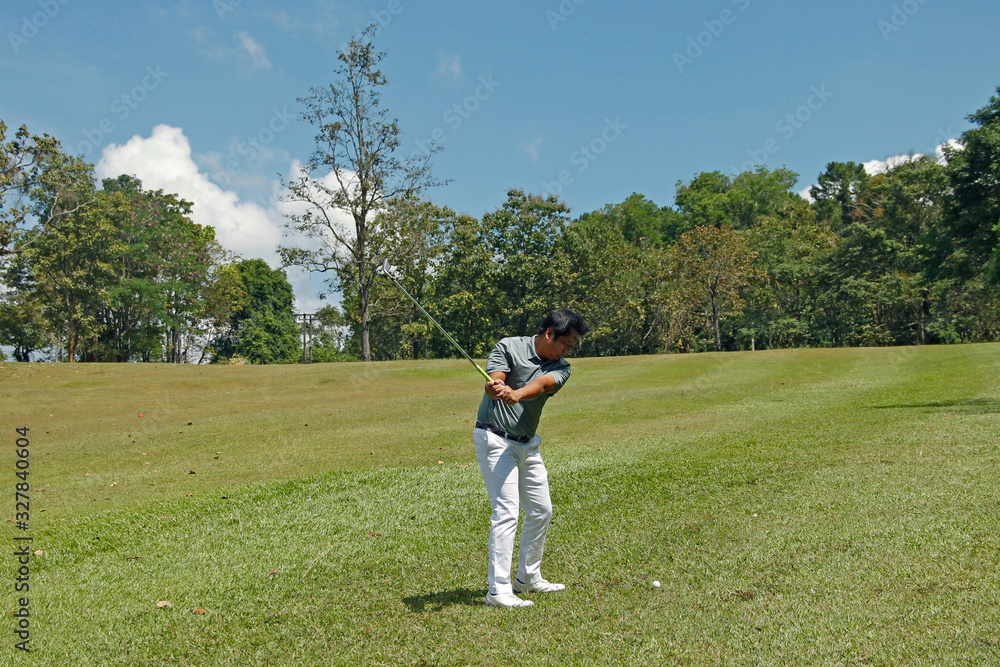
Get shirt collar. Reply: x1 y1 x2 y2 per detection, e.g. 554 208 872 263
527 335 542 362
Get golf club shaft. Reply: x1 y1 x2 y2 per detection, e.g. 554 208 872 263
382 273 494 383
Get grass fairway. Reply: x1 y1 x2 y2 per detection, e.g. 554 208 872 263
2 344 1000 665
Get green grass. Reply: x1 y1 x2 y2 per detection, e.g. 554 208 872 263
2 344 1000 665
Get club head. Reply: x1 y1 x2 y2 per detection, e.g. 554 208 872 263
377 258 391 276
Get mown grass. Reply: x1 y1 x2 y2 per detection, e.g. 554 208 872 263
2 344 999 665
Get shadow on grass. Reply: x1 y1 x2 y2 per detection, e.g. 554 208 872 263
871 397 1000 414
403 587 488 613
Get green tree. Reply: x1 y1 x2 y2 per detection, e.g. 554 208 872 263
0 120 68 263
726 167 804 229
84 175 219 362
811 156 949 346
675 167 806 232
342 199 449 360
810 161 870 232
942 85 1000 283
25 155 118 362
210 259 299 364
812 224 910 347
869 157 949 344
279 28 442 362
721 168 830 348
481 189 570 337
0 253 49 361
741 210 833 349
662 225 759 352
310 304 355 362
577 192 688 246
674 171 734 228
672 167 822 349
201 262 248 362
432 211 501 359
556 213 659 356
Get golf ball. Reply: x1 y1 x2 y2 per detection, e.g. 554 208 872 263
652 580 661 589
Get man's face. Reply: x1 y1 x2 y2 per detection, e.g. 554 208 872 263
537 328 580 361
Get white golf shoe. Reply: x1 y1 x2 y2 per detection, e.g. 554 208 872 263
513 578 566 594
484 592 534 608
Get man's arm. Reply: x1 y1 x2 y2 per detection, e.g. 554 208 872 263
494 374 557 405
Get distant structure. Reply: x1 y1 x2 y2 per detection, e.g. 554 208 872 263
295 313 317 363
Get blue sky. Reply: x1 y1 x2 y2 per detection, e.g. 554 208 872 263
2 0 998 311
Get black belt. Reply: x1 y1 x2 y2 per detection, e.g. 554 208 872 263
475 421 533 444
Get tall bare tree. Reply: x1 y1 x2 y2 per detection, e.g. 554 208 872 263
278 28 442 361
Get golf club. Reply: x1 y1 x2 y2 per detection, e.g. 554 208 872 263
376 258 494 383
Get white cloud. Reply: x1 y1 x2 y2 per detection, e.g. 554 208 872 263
235 31 272 69
435 52 463 82
96 124 284 263
863 153 923 176
935 138 963 162
96 126 368 311
863 136 963 176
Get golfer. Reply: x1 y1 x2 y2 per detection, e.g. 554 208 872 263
474 308 589 608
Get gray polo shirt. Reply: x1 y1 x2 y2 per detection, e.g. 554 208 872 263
475 335 571 438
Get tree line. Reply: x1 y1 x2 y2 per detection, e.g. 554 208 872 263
2 35 998 363
349 135 999 362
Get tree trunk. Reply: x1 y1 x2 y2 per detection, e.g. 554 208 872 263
65 290 76 363
361 304 370 360
709 290 721 352
360 264 371 362
410 309 419 359
920 288 930 345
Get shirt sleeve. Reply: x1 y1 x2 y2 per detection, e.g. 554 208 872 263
484 339 511 375
543 360 571 393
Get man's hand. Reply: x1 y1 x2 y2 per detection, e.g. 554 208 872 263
485 375 506 400
494 375 557 405
493 383 522 406
485 372 555 405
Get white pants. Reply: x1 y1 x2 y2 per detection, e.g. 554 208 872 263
473 428 553 595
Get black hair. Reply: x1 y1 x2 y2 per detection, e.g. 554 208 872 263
537 308 590 338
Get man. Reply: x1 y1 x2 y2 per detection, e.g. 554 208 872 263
474 308 590 608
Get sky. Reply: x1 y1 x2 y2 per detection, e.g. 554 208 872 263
2 0 999 312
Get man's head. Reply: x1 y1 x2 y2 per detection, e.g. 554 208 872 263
535 309 590 361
